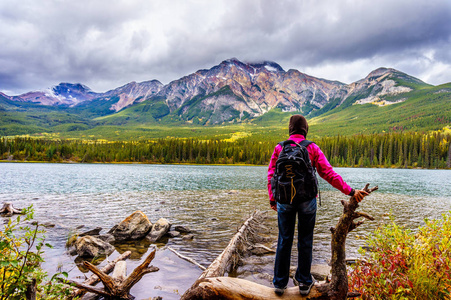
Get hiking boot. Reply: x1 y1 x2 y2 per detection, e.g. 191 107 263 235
293 276 316 295
274 286 286 295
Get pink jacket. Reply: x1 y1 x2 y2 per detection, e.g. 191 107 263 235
267 134 352 201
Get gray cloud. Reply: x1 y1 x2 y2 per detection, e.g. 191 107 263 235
0 0 450 95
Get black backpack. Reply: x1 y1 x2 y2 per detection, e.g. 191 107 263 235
271 140 318 205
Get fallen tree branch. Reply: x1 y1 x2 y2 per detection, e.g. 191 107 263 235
121 249 159 293
61 279 111 297
168 246 206 271
70 250 132 299
199 210 266 279
181 210 267 299
248 243 276 254
64 248 158 300
183 277 326 299
82 262 116 293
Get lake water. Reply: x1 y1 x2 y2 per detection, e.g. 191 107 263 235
1 163 451 299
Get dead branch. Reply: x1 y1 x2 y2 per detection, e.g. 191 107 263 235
352 211 374 221
82 262 116 293
199 210 266 279
323 184 378 300
64 248 159 300
181 210 268 299
61 279 111 297
121 249 159 293
182 277 327 299
70 250 131 299
168 246 207 271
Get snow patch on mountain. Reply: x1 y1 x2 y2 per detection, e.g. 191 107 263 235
264 65 279 72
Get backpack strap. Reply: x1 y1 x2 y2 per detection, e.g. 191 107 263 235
299 139 314 147
279 139 296 147
298 139 320 206
279 139 315 148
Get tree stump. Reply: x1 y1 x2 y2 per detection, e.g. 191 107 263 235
63 248 159 300
318 183 378 299
0 202 23 217
70 250 132 299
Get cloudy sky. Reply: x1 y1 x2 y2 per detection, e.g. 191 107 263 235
1 0 450 95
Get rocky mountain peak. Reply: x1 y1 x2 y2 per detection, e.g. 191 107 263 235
362 67 428 87
53 82 93 93
218 58 284 75
102 80 164 111
2 59 434 126
105 80 163 94
51 82 95 100
249 61 284 73
366 67 396 78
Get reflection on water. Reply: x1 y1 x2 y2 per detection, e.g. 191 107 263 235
1 163 451 299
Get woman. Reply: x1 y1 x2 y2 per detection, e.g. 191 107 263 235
267 114 367 295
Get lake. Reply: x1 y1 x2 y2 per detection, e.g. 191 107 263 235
1 163 451 299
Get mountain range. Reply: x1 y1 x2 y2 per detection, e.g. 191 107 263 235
1 58 450 138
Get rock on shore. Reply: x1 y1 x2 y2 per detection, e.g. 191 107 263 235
75 236 115 257
111 210 153 241
146 218 172 242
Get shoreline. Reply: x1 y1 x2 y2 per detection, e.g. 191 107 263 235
0 159 263 167
1 159 448 170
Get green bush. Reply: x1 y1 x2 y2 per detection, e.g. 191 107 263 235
349 213 451 299
0 206 72 299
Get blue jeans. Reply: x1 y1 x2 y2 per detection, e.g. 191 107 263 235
273 198 317 288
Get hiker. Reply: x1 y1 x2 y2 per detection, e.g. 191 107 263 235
267 114 367 295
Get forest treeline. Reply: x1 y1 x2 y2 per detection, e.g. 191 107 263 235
1 131 450 169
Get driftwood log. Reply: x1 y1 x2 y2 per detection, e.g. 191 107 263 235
70 250 132 299
183 277 326 299
200 210 266 280
64 248 159 300
168 246 207 271
182 184 377 299
0 202 23 217
181 210 267 299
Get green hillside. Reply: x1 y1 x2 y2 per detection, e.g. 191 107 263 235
0 94 95 136
308 83 451 138
1 83 450 141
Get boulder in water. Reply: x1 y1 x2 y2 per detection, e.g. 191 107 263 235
146 218 171 242
111 211 153 241
174 225 192 233
166 230 180 238
75 236 114 258
79 227 103 237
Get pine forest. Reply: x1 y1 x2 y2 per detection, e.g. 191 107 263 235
2 131 450 169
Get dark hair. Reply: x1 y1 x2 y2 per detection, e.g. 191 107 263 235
289 115 309 137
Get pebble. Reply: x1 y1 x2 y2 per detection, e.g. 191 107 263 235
166 231 181 238
182 234 195 241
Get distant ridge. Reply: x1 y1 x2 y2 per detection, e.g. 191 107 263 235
1 58 449 138
2 59 431 123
